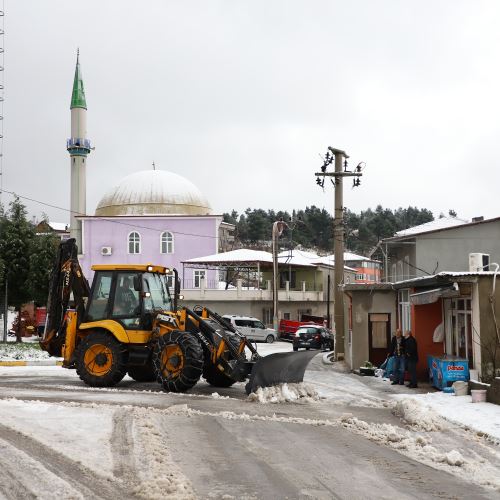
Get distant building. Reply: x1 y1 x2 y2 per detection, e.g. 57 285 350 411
343 252 381 283
380 215 500 282
181 248 357 327
34 220 70 240
77 170 228 281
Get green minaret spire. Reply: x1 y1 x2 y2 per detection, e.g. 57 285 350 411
70 49 87 109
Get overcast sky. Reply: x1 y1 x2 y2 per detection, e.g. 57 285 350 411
3 1 500 223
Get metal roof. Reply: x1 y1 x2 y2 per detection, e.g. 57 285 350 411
95 170 212 216
70 52 87 109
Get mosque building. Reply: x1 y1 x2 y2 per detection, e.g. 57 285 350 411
68 54 229 285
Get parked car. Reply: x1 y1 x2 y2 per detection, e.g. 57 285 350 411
222 315 277 343
279 318 324 341
292 325 334 352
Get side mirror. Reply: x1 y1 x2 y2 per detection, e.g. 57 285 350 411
133 275 142 292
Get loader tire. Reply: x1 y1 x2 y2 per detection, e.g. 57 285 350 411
75 331 127 387
128 364 156 382
203 364 236 388
153 331 203 392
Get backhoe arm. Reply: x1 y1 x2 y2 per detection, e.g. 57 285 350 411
40 238 90 357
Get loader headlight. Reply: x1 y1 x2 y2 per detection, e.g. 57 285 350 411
147 265 154 272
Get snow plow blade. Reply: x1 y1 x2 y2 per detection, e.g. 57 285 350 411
245 350 318 395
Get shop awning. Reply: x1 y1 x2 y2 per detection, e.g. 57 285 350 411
410 286 460 305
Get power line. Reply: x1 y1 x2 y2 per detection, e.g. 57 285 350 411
0 188 224 242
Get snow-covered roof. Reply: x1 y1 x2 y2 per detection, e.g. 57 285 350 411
48 222 69 232
344 252 373 262
185 249 273 265
391 216 469 238
277 250 316 267
185 248 355 271
95 169 212 217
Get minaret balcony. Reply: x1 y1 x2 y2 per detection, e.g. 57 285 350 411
67 137 91 155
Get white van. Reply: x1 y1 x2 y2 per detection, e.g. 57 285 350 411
222 315 277 343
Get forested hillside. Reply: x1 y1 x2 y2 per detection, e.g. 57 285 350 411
223 205 436 255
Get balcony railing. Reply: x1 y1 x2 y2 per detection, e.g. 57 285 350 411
181 278 323 292
67 138 91 150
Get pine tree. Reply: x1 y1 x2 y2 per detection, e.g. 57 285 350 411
0 197 35 342
30 219 59 305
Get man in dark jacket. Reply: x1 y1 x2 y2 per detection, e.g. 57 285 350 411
389 329 405 385
404 330 418 388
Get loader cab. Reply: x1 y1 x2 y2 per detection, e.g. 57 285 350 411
85 266 174 329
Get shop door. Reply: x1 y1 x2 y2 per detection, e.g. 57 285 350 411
369 313 391 366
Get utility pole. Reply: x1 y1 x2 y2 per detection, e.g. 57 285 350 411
272 220 287 332
315 147 363 358
2 278 7 342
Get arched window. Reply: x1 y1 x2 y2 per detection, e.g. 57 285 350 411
160 231 174 254
128 232 141 254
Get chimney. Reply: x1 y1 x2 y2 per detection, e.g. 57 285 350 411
472 216 484 223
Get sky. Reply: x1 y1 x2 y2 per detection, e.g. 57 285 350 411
2 1 500 224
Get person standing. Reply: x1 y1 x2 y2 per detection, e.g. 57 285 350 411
389 329 405 385
404 330 418 388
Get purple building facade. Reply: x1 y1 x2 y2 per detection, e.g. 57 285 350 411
77 215 221 287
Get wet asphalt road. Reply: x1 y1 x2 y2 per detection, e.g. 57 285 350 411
0 355 499 499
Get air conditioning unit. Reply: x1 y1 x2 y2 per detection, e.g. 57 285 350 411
469 253 489 272
101 246 112 256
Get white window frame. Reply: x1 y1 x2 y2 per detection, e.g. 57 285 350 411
398 289 411 333
193 270 206 288
160 231 174 254
165 274 174 289
445 297 473 361
128 231 141 254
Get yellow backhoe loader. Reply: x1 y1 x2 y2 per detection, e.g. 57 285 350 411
41 239 316 394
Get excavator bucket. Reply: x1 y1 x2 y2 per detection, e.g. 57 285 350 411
245 350 318 395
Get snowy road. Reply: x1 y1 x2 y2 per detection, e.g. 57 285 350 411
1 342 499 499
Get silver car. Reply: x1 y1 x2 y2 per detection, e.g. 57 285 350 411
222 315 277 343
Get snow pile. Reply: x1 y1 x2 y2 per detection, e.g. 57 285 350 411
131 407 196 499
247 383 319 404
392 398 443 431
394 392 500 442
211 392 230 399
339 414 500 490
444 450 465 466
0 343 51 360
164 403 338 427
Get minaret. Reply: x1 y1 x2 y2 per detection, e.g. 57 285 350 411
67 50 91 251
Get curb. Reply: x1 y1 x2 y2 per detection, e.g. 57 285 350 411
322 352 335 365
0 360 63 367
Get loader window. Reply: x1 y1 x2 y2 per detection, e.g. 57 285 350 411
142 272 172 312
112 273 140 318
86 272 113 321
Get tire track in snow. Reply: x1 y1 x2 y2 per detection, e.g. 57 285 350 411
0 441 38 500
0 423 135 500
111 408 137 481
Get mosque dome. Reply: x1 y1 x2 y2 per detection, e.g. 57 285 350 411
95 170 212 216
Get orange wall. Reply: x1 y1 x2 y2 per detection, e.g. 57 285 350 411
411 299 445 380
